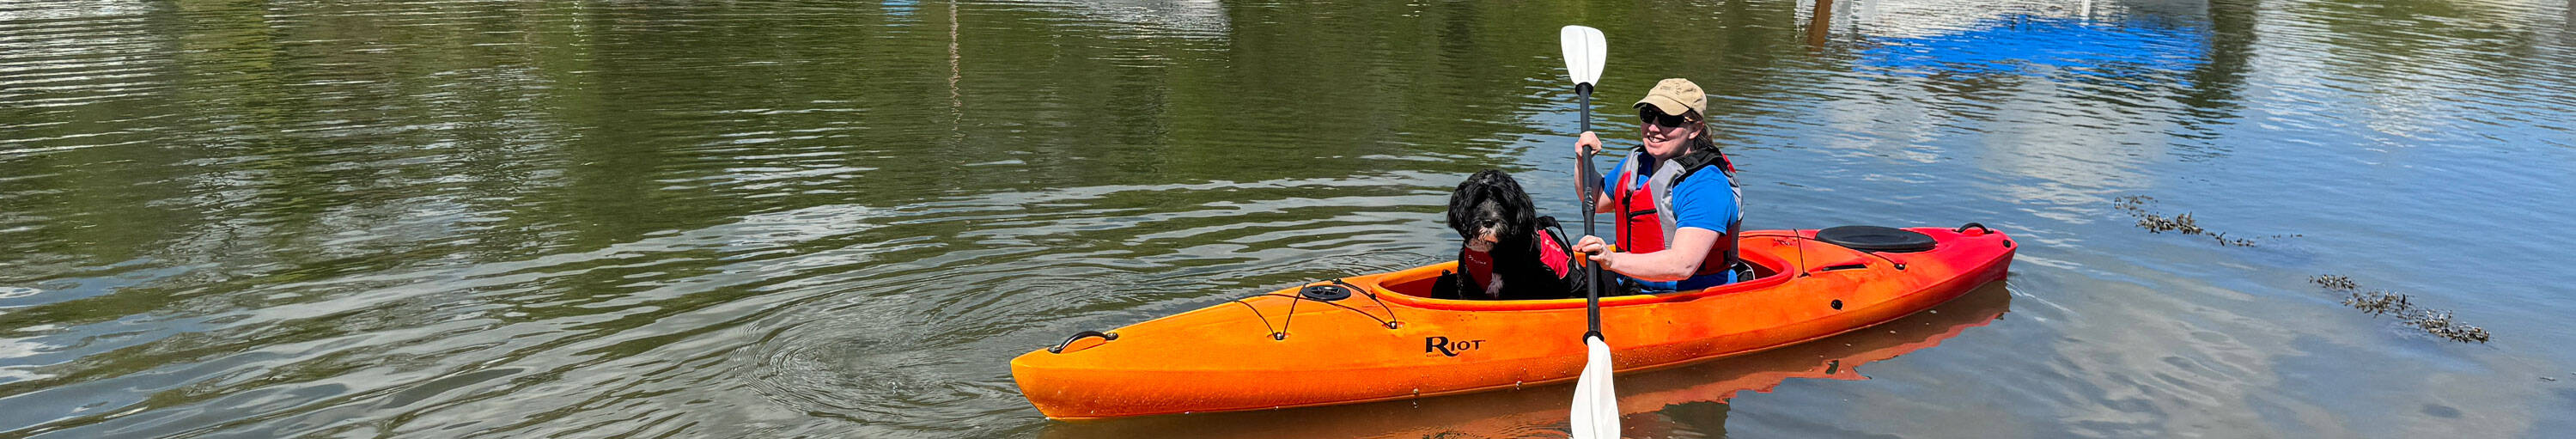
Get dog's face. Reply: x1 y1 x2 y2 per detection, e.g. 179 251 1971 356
1448 170 1538 253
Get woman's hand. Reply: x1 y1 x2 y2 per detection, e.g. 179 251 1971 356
1573 235 1612 263
1575 131 1612 213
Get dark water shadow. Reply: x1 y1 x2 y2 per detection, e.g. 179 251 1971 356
1032 281 2015 438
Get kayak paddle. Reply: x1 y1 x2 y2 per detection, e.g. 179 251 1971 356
1558 24 1619 439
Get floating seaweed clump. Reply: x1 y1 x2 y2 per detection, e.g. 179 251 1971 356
2401 310 2490 344
2310 274 2359 291
2340 290 2412 316
2310 274 2490 343
2112 196 2293 247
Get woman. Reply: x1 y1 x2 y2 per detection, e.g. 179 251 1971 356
1571 78 1744 292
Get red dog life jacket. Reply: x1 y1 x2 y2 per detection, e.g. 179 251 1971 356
1458 229 1574 287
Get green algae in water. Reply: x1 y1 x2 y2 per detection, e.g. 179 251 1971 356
2311 275 2491 344
2113 196 2297 247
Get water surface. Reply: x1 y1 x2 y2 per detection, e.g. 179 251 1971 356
3 0 2573 437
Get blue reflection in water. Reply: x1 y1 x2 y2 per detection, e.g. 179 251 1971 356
1860 16 2211 85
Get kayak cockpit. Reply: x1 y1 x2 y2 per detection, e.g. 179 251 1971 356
1356 225 2011 310
1361 241 1801 310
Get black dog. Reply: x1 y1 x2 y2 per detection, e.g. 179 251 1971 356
1435 170 1580 301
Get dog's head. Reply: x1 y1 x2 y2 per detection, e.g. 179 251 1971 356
1447 169 1539 253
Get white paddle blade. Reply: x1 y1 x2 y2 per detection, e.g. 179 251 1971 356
1568 334 1620 439
1559 25 1606 87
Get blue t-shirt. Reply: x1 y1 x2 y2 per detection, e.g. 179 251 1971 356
1603 155 1741 290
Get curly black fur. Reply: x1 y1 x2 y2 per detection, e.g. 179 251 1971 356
1447 170 1537 252
1436 170 1577 301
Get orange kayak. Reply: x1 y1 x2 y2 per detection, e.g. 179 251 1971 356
1033 281 2013 437
1011 224 2016 420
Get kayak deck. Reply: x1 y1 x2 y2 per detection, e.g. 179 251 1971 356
1012 225 2015 419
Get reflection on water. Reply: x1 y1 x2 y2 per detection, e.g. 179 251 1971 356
3 0 2573 437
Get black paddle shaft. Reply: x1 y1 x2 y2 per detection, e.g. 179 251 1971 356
1575 82 1603 338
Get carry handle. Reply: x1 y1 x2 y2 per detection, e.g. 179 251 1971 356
1954 223 1992 234
1047 331 1117 354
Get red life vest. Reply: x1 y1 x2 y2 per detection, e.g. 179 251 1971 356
1459 229 1574 287
1611 166 1666 254
1609 147 1739 280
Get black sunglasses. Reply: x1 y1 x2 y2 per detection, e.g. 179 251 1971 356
1639 109 1697 129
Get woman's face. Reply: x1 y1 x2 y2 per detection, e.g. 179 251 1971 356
1638 108 1702 160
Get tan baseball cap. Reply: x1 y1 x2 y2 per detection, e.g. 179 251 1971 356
1632 78 1706 117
